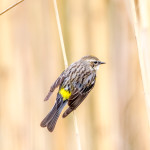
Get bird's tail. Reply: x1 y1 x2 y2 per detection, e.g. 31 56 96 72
40 94 67 132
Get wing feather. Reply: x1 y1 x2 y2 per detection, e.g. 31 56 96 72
62 73 96 117
44 71 65 101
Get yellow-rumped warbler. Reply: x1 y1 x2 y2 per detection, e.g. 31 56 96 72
40 55 105 132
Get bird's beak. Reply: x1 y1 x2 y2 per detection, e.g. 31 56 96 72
98 61 105 65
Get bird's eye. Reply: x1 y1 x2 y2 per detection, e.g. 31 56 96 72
93 61 98 64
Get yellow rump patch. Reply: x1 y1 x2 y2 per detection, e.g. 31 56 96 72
59 88 71 100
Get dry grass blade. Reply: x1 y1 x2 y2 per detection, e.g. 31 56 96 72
0 0 24 16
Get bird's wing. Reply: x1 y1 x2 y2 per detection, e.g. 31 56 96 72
62 73 96 118
69 81 95 108
44 71 65 101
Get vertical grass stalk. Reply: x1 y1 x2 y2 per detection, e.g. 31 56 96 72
129 0 150 128
53 0 82 149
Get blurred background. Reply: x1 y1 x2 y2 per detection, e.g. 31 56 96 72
0 0 150 150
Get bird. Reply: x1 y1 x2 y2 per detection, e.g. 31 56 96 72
40 55 105 132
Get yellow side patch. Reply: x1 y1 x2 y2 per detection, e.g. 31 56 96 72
59 88 71 100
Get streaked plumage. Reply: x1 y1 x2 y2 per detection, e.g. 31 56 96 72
40 55 105 132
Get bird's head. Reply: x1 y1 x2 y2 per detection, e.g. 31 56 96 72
81 55 105 71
